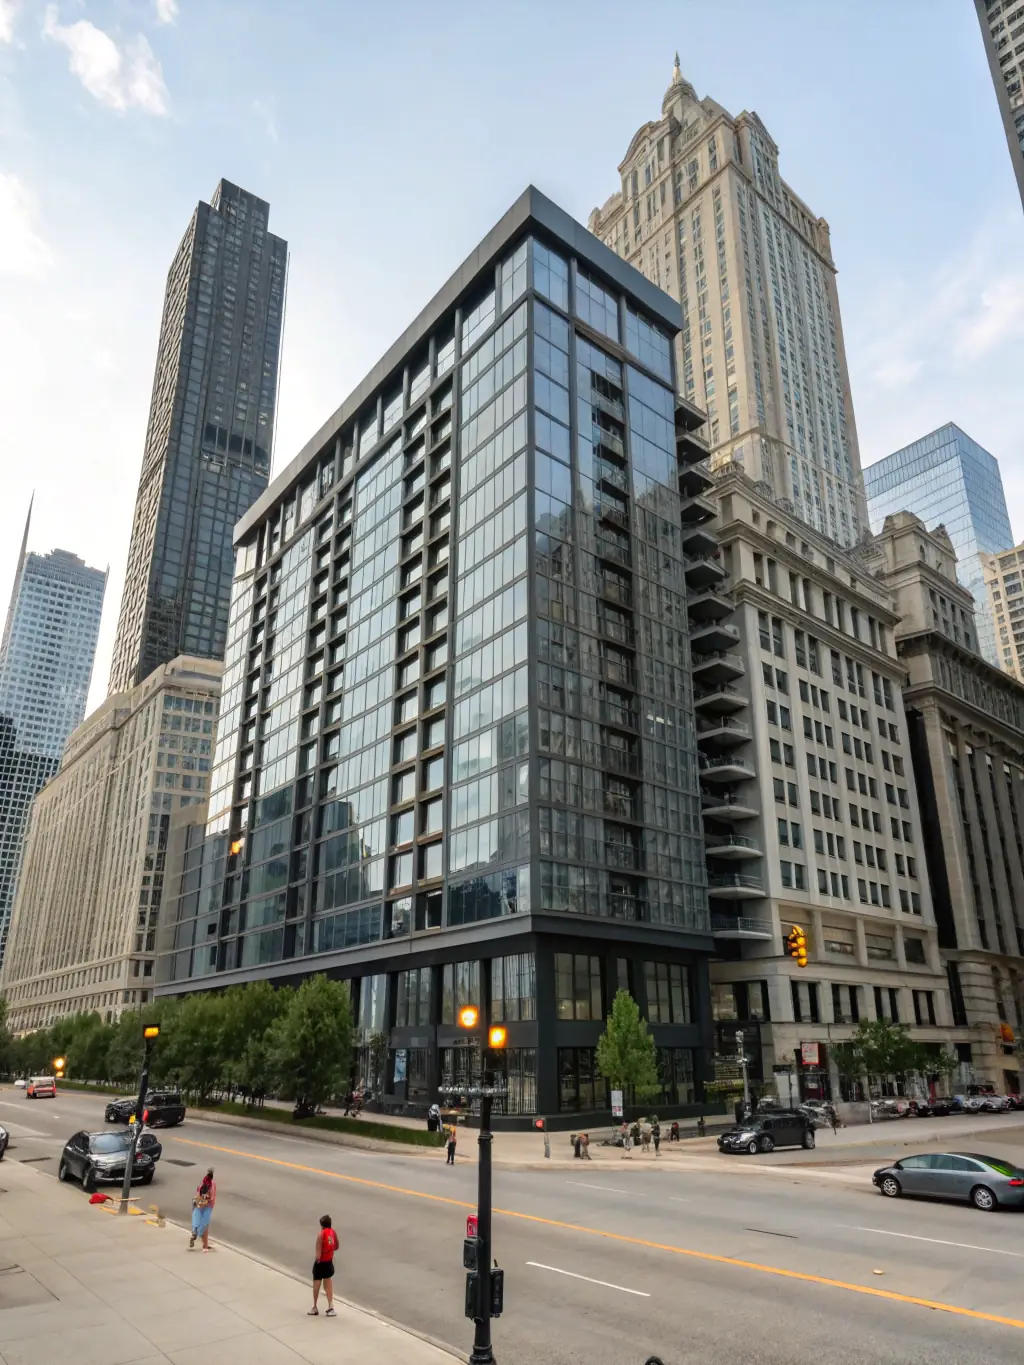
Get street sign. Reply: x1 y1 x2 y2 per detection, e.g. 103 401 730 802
611 1089 624 1118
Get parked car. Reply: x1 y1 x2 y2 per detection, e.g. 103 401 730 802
12 1079 25 1089
958 1090 1010 1114
0 1125 8 1159
908 1096 962 1118
718 1110 816 1154
58 1131 154 1191
874 1151 1024 1211
137 1132 163 1163
104 1090 185 1127
26 1076 56 1099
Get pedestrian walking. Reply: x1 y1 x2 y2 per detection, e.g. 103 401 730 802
446 1124 457 1165
574 1134 583 1159
581 1132 592 1160
189 1168 216 1251
651 1119 661 1156
826 1102 838 1135
695 1115 705 1137
640 1123 651 1155
622 1125 633 1159
671 1120 681 1141
309 1215 339 1316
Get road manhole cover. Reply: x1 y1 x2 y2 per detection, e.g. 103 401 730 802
165 1159 196 1167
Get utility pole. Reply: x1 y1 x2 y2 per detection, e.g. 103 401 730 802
736 1029 750 1116
118 1023 159 1214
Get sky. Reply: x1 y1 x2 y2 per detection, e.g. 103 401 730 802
1 0 1022 715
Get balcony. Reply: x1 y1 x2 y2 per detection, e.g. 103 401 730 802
597 461 628 494
687 583 733 621
700 754 756 783
596 427 625 460
679 458 715 497
596 536 631 569
599 577 633 609
601 745 641 776
707 873 766 900
603 789 638 821
600 656 637 689
593 390 625 424
705 833 763 859
605 841 640 870
607 893 646 922
693 682 748 714
696 716 751 748
683 554 727 589
691 650 745 685
600 701 639 731
675 409 710 466
599 501 630 532
711 914 774 939
598 615 636 648
690 620 740 654
701 791 759 819
681 522 719 556
680 493 717 524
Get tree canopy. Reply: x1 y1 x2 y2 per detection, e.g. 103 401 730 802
595 989 660 1104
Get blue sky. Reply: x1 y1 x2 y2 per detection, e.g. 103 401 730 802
1 0 1022 710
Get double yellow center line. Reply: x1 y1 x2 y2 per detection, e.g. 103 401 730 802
174 1135 1024 1333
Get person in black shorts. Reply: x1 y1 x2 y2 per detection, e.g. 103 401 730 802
309 1214 339 1316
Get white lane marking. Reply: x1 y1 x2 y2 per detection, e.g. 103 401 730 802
4 1126 52 1138
669 1197 690 1203
526 1262 650 1296
848 1226 1024 1259
0 1101 61 1114
565 1181 634 1195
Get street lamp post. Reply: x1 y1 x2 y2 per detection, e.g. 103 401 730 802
118 1024 159 1214
736 1029 750 1117
445 1005 506 1365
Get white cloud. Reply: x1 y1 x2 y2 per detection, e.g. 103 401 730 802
0 0 19 44
154 0 178 25
42 6 169 116
0 171 52 278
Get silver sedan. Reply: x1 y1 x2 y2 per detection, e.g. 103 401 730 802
873 1152 1024 1211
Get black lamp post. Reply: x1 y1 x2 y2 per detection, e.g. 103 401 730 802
446 1005 506 1365
118 1024 159 1213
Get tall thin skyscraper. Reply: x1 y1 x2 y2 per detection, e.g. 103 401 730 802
589 58 867 548
864 423 1014 666
0 505 106 961
975 0 1024 209
108 179 288 695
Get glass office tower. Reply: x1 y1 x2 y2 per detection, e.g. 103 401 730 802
158 188 713 1122
864 423 1014 665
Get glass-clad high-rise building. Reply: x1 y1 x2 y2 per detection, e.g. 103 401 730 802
0 507 106 962
158 187 715 1121
108 180 288 695
864 423 1014 666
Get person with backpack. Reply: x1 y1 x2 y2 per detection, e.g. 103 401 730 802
189 1168 216 1251
309 1214 339 1317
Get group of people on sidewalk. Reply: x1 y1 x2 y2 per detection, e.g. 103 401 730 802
619 1118 662 1156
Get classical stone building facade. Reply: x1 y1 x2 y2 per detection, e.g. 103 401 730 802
588 59 866 548
0 656 220 1033
702 477 964 1102
877 512 1024 1089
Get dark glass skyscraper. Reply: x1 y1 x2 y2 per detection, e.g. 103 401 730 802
0 506 106 962
158 187 715 1122
864 423 1014 666
108 179 288 694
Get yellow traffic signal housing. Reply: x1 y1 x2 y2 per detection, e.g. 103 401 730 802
786 925 808 968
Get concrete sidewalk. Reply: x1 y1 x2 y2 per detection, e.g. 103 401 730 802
0 1160 460 1365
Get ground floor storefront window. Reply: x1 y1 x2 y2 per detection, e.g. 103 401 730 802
557 1046 607 1112
493 1047 537 1116
657 1046 695 1105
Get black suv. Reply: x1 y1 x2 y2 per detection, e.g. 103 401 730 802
718 1110 816 1155
58 1131 154 1191
105 1090 185 1127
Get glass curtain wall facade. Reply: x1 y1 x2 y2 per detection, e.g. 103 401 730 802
864 424 1014 666
158 188 714 1123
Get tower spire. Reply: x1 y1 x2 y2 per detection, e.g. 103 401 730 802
673 51 681 79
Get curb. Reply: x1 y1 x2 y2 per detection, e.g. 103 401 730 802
185 1108 447 1158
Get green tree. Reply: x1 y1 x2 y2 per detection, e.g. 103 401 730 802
162 993 226 1102
367 1031 389 1095
106 1012 147 1087
846 1019 928 1086
595 990 660 1106
271 975 353 1112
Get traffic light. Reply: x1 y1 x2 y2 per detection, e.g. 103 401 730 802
143 1025 160 1041
532 1117 547 1133
457 1005 480 1030
786 925 808 968
487 1024 507 1049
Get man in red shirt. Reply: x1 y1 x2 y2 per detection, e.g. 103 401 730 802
309 1214 339 1316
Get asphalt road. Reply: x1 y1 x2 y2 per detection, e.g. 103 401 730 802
6 1088 1024 1364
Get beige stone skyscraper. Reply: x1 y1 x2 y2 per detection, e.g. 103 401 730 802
589 58 867 548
